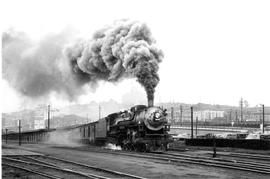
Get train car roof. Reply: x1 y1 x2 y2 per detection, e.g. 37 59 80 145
58 120 101 130
3 128 56 135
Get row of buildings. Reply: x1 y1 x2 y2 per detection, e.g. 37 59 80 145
1 105 88 133
2 107 47 132
165 105 270 125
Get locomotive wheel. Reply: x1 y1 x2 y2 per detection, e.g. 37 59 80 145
121 144 127 151
122 143 133 151
129 144 135 151
139 143 147 152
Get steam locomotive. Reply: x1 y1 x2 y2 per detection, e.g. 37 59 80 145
78 105 171 152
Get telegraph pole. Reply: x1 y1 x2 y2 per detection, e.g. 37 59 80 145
171 107 174 123
229 109 232 124
180 105 183 126
18 120 21 146
5 129 8 144
235 111 238 125
262 104 265 134
195 117 198 137
191 106 194 139
99 105 101 120
47 105 50 130
240 98 243 123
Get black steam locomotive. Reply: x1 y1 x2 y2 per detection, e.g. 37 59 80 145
78 105 171 152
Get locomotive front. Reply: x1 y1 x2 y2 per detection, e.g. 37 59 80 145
134 106 169 131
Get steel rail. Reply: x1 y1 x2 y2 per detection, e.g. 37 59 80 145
2 157 107 179
169 147 270 161
208 152 270 161
151 153 270 172
148 153 270 174
163 152 270 170
4 155 146 179
2 163 62 179
82 149 270 175
40 155 147 179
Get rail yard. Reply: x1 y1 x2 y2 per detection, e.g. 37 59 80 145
2 105 270 178
2 106 270 179
2 1 270 178
2 141 270 179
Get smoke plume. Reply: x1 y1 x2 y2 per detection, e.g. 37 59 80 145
2 28 84 100
66 20 163 105
2 20 163 104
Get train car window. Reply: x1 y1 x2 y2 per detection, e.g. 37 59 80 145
88 126 90 137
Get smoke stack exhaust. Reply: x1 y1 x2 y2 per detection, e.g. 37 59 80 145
148 96 154 107
2 21 163 104
148 99 154 107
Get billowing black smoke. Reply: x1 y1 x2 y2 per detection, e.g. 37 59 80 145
2 20 163 105
66 20 163 106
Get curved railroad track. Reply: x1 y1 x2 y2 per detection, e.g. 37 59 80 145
2 155 146 179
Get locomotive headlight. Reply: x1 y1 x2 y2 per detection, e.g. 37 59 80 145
155 112 161 120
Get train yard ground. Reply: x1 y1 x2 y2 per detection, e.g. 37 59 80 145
2 142 270 179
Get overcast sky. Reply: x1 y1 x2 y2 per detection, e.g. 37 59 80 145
1 0 270 112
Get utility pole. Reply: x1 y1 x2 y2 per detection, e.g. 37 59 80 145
240 98 243 123
171 107 174 123
99 105 101 120
191 106 194 139
235 111 238 125
5 129 8 144
203 111 205 125
180 105 183 126
229 109 232 124
262 104 265 134
47 105 50 130
18 120 21 146
195 117 198 137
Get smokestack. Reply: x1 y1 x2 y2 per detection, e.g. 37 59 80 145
148 96 154 107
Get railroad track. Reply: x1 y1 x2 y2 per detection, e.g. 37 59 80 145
156 152 270 174
169 147 270 164
13 145 269 176
2 155 146 179
205 152 270 162
71 148 270 175
165 151 270 167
